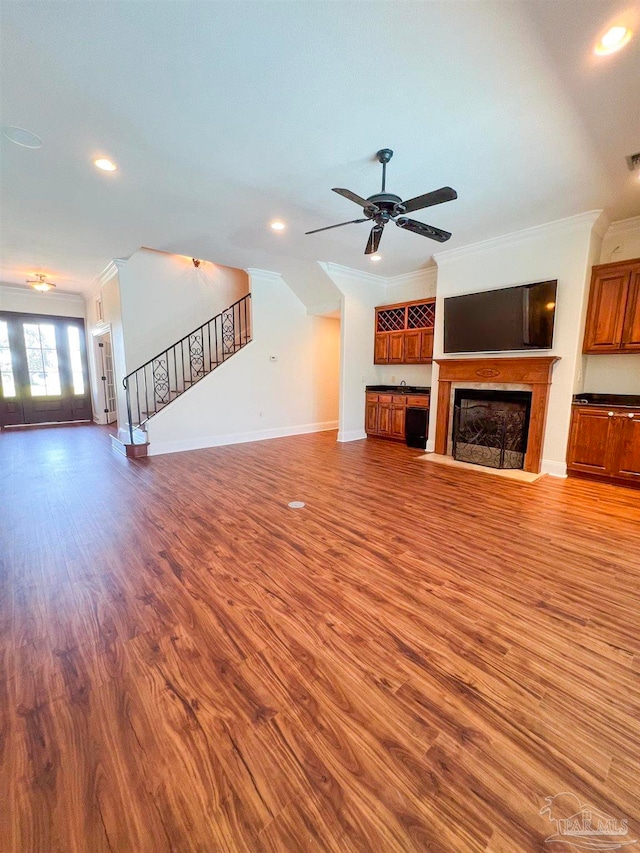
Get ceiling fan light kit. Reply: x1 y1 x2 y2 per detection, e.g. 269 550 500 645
306 148 457 254
27 273 55 292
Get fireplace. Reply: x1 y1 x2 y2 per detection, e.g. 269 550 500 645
452 389 532 470
434 357 559 474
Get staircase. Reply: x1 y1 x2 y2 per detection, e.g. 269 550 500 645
121 293 252 451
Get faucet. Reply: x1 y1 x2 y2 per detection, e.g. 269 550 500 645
399 380 407 389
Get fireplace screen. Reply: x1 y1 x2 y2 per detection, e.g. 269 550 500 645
452 390 532 470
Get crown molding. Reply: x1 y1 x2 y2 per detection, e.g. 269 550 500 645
84 259 126 300
0 283 84 302
245 268 282 284
386 267 437 290
605 214 640 237
434 210 604 266
319 261 386 287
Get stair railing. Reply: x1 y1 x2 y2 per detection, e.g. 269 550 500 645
123 293 252 443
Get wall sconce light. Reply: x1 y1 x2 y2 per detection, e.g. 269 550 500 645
192 258 202 268
627 152 640 180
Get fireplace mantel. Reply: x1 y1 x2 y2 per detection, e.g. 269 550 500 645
434 356 560 473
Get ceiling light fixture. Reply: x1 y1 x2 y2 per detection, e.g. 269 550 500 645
93 157 118 172
270 221 286 231
594 25 632 55
27 274 55 292
192 258 202 267
2 126 43 148
370 254 382 262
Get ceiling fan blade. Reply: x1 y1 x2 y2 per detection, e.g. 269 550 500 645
365 225 384 255
395 217 451 243
305 218 369 235
332 188 380 212
396 186 457 215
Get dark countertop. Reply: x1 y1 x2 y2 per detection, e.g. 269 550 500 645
366 385 431 394
573 393 640 408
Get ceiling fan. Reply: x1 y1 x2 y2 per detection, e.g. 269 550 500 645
26 273 56 292
306 149 457 255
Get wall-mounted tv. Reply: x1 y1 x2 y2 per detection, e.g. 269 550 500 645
443 280 557 353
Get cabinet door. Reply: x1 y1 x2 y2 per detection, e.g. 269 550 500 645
365 401 379 434
621 269 640 351
420 329 434 363
374 333 389 364
567 407 618 475
404 331 421 363
388 332 405 363
377 403 391 435
612 413 640 483
583 268 630 353
390 405 406 439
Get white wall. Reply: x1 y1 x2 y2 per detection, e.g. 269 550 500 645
118 248 249 372
581 215 640 395
322 263 444 441
0 283 85 318
432 211 603 477
146 269 340 454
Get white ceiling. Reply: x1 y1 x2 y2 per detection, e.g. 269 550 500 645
1 0 639 304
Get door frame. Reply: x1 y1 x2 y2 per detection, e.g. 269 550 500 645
92 327 118 424
0 310 92 428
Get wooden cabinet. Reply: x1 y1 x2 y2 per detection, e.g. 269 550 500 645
567 405 640 486
365 392 428 442
374 298 435 364
583 258 640 353
389 332 405 363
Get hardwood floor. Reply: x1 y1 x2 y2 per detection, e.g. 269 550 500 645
1 425 639 852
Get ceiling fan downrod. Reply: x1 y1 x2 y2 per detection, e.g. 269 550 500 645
377 148 393 193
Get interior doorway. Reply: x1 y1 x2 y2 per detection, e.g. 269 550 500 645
96 331 117 424
0 311 92 428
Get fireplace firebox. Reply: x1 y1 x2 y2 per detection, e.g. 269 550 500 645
452 389 532 470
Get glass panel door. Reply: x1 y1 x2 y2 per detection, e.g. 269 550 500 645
0 312 92 428
23 323 62 396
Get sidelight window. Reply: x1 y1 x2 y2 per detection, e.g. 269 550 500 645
67 325 85 394
0 320 16 397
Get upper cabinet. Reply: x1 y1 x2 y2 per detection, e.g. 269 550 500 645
583 258 640 354
374 298 435 364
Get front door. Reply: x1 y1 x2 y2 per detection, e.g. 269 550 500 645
0 312 92 428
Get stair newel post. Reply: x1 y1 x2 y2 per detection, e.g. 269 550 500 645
135 373 141 434
125 377 134 445
207 320 212 370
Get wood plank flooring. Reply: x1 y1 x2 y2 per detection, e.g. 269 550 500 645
1 424 639 852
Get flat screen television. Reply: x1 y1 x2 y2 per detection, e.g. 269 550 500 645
443 280 557 353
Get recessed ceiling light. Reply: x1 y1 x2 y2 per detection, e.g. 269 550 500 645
270 220 286 231
2 126 43 149
594 25 632 55
370 254 382 262
93 157 118 172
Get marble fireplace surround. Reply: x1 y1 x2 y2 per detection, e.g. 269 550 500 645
434 357 560 474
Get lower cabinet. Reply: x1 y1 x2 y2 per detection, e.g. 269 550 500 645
567 405 640 486
366 393 428 442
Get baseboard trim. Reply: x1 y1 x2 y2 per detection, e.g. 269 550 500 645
336 429 367 443
541 459 567 478
147 421 338 456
